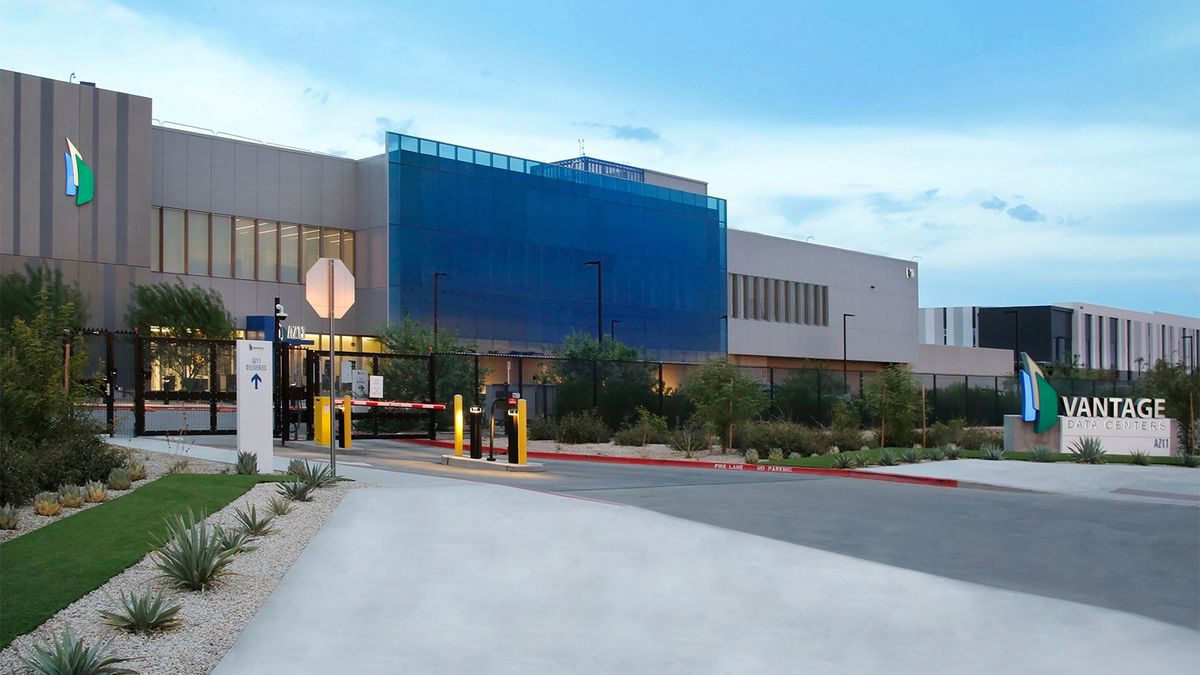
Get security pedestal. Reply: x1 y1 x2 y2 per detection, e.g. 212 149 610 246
469 406 483 459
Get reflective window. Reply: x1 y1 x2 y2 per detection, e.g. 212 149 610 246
162 209 185 274
149 207 160 272
257 221 277 282
235 217 255 279
211 216 231 277
302 226 321 275
322 228 340 260
341 230 355 274
187 212 208 275
279 223 300 283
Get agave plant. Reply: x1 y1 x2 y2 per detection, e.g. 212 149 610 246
233 504 275 536
287 458 306 476
213 523 256 555
277 480 314 502
1128 450 1151 466
942 444 962 460
58 484 86 508
126 459 147 481
855 451 876 468
34 492 62 517
1068 437 1106 464
876 449 898 466
981 444 1005 461
167 460 191 475
1030 446 1056 463
831 452 856 469
107 467 132 490
925 446 946 462
235 451 258 475
295 461 343 489
100 589 183 633
85 480 108 503
900 448 922 464
20 630 134 675
265 495 294 517
1178 451 1199 468
153 510 237 591
743 448 760 465
0 503 19 530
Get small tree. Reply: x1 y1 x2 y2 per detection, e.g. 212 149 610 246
863 365 923 447
680 358 767 450
1138 360 1200 453
548 332 656 429
376 316 485 429
126 280 235 386
0 263 88 330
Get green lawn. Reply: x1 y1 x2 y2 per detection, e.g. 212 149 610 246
0 473 281 648
767 448 1186 468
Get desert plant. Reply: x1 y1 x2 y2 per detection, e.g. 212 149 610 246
981 444 1005 461
1030 446 1056 463
57 484 85 508
294 461 344 489
167 460 190 475
1068 437 1106 464
107 467 132 490
959 427 1004 451
0 503 18 529
613 407 670 447
876 449 897 466
1178 451 1199 468
125 459 147 481
942 444 962 460
286 458 307 476
1129 450 1151 466
900 448 922 464
787 452 802 460
212 524 256 555
235 451 258 475
855 450 877 467
19 629 134 675
34 491 61 517
744 448 759 465
768 448 784 462
85 480 108 503
669 423 710 458
233 504 275 536
277 480 314 502
681 358 768 449
153 510 237 591
266 495 294 517
926 446 946 462
556 411 612 444
832 453 855 469
100 589 183 633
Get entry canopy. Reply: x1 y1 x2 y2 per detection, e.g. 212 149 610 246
306 258 355 319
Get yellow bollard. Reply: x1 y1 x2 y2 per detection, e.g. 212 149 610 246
517 398 527 464
314 396 330 445
342 395 352 449
453 394 463 457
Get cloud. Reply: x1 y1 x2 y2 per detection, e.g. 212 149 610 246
775 195 838 223
1005 204 1045 222
592 124 660 142
980 196 1007 211
866 188 939 213
302 86 329 105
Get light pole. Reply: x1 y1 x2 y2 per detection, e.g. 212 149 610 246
584 260 602 346
842 313 855 393
432 272 447 352
610 319 621 342
1004 309 1020 372
274 298 288 444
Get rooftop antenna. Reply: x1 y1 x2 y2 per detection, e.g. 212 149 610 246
578 138 586 157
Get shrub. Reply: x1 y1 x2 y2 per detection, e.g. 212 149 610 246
928 419 966 448
153 510 237 591
787 452 802 460
981 444 1005 461
613 407 670 447
855 451 876 467
1178 451 1199 468
294 461 344 489
959 427 1003 451
862 365 923 447
277 480 314 502
1068 437 1106 464
669 423 711 458
738 420 823 457
0 503 18 529
266 496 294 517
680 359 768 449
744 448 759 465
125 459 147 481
876 450 897 466
286 458 306 476
942 444 962 460
0 431 128 506
527 416 559 441
85 480 108 503
1129 450 1151 466
107 467 132 490
235 451 258 475
167 460 190 475
1030 446 1056 463
212 524 256 555
557 411 611 444
926 446 946 461
900 448 922 464
233 504 275 536
19 629 133 675
767 448 784 462
34 491 61 517
832 453 855 469
58 484 85 508
100 590 183 633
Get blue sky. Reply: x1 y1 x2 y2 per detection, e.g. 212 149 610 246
3 0 1198 315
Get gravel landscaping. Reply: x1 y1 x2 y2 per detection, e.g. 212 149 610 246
0 479 360 674
1 449 230 544
527 439 746 463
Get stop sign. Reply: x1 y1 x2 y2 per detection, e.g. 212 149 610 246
306 258 355 319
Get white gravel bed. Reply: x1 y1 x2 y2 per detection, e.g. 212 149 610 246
1 448 230 544
527 439 744 462
0 480 360 674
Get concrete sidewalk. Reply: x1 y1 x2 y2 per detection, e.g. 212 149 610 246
863 459 1200 506
214 473 1199 674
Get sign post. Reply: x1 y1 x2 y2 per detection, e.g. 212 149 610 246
306 258 355 475
236 340 274 473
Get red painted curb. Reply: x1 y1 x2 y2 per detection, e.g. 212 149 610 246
401 438 958 489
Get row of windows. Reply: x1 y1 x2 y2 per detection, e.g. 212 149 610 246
729 273 829 326
149 208 355 282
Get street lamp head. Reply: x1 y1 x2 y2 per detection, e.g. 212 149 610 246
584 259 600 267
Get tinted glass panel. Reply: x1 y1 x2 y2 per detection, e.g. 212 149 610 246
187 212 208 275
322 228 340 260
341 230 355 274
234 217 255 279
149 207 160 272
279 223 300 283
211 215 232 277
162 209 184 274
302 226 320 275
257 222 277 281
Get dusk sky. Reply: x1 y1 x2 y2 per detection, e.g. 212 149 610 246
3 0 1197 315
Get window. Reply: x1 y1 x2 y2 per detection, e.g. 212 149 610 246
322 228 340 260
279 223 300 283
235 217 255 279
162 209 185 274
150 208 160 272
211 216 231 277
187 212 208 275
257 222 277 282
302 226 321 275
341 230 355 274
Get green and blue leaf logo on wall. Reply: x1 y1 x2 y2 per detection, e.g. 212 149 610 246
1019 352 1058 433
64 138 94 206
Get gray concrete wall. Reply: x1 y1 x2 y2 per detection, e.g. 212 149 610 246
0 69 152 328
913 344 1014 376
727 229 918 364
352 153 388 333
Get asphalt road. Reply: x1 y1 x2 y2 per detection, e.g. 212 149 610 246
258 437 1200 630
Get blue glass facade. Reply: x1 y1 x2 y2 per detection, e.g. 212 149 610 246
386 133 727 361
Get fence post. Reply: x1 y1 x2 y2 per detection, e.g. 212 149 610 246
209 342 218 433
104 330 115 436
305 350 316 440
473 354 480 405
657 362 665 416
816 369 823 424
768 366 775 407
930 374 938 423
963 376 969 424
427 353 436 440
592 359 599 408
133 335 145 436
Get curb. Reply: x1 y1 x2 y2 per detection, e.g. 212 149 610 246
401 438 958 489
